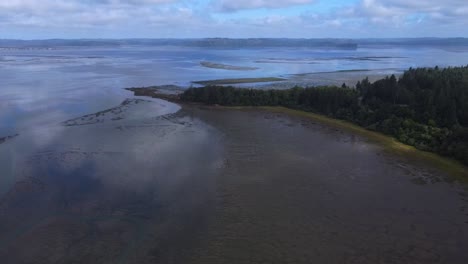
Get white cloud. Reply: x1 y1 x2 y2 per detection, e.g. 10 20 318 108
0 0 467 38
0 0 183 29
216 0 315 12
376 0 467 10
356 0 468 24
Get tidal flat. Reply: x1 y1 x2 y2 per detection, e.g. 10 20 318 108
0 99 223 264
0 99 468 263
182 106 468 264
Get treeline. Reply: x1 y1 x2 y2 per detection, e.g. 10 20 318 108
181 66 468 165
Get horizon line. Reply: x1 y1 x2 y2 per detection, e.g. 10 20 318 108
1 37 468 41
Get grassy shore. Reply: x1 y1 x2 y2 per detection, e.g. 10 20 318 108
192 77 286 86
200 61 259 71
232 106 468 181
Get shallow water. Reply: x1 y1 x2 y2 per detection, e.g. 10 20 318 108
0 102 467 263
187 108 468 264
0 102 224 263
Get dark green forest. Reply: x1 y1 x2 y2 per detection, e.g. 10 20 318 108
181 66 468 166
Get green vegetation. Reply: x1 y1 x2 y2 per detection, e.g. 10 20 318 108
181 66 468 168
295 69 372 76
192 77 286 86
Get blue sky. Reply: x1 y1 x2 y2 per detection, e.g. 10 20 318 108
0 0 467 39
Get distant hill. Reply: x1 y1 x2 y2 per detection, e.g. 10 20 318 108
0 38 356 49
1 38 468 51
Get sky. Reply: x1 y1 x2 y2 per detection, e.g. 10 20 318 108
0 0 467 39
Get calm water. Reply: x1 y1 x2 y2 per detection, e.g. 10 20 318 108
189 108 468 264
1 42 468 263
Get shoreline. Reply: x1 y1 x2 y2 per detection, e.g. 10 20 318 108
126 87 468 181
258 107 468 181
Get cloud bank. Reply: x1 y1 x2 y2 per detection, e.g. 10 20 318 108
0 0 467 38
216 0 315 12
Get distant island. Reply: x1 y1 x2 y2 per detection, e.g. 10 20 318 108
4 38 468 50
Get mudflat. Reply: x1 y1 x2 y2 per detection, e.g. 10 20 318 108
0 103 467 264
183 106 468 264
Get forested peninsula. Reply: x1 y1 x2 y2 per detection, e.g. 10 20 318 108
180 66 468 166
